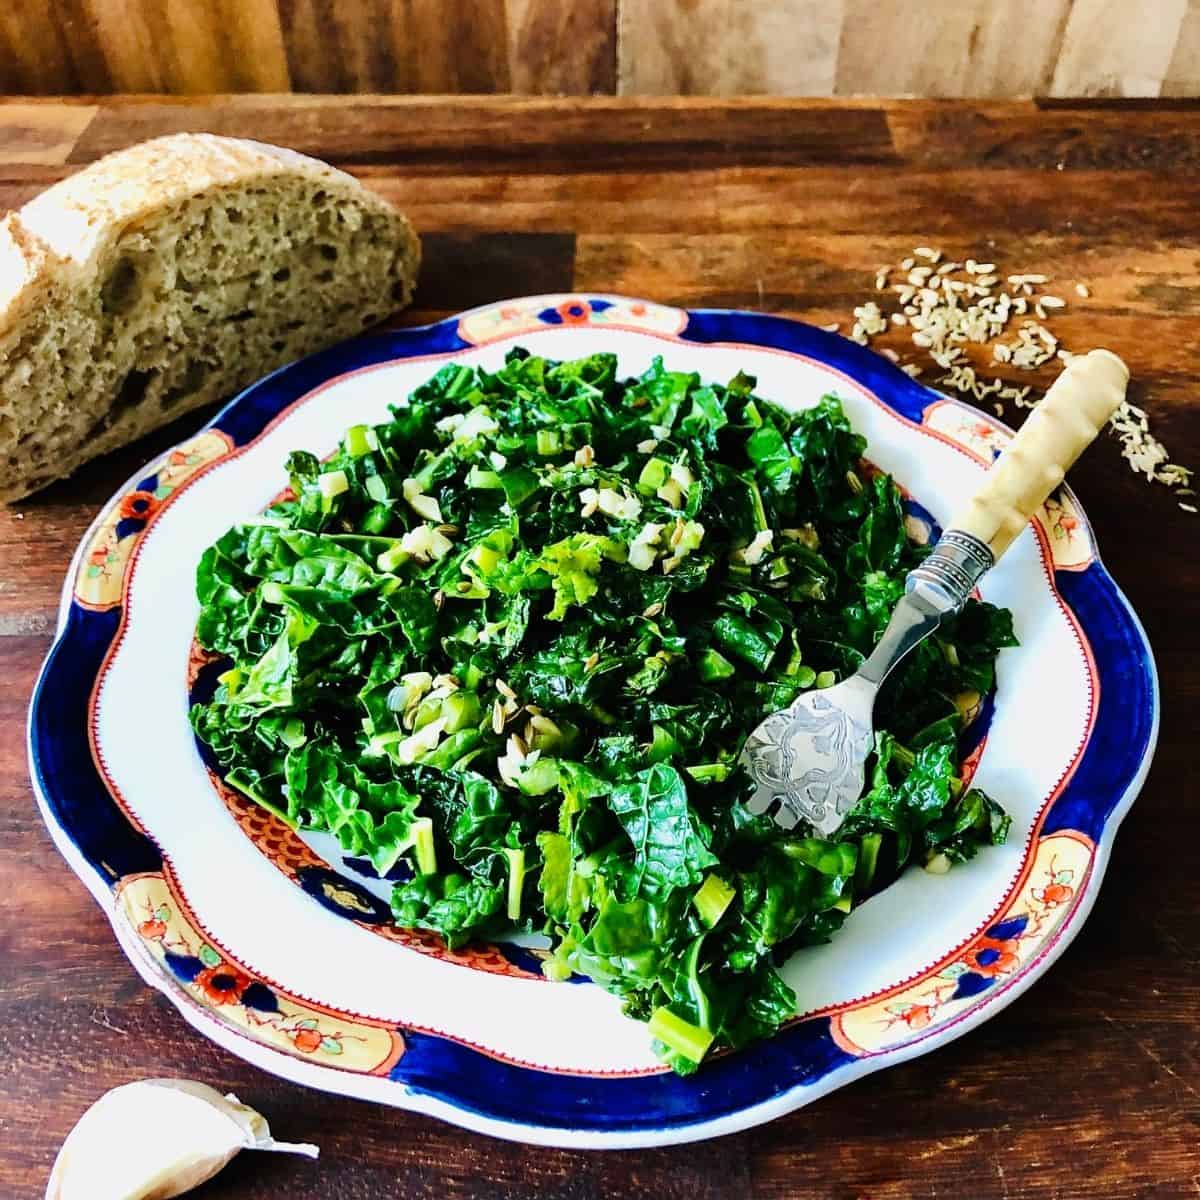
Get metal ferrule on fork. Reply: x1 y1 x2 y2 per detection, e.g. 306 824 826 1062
905 529 994 612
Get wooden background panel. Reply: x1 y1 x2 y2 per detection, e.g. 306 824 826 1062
832 1 1073 98
621 0 1200 99
615 0 844 97
504 0 618 95
1050 0 1190 97
1165 1 1200 96
3 0 1200 97
0 0 291 93
277 0 510 93
274 0 616 94
0 0 617 95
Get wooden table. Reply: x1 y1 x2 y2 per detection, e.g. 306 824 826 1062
1 96 1197 1200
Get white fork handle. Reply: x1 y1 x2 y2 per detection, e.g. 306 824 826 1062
949 349 1129 560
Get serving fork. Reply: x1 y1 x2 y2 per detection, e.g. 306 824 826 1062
739 349 1130 837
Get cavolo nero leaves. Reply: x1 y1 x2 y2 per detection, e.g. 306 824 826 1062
190 347 1015 1074
607 763 718 900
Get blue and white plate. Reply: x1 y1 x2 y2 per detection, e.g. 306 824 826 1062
29 295 1157 1148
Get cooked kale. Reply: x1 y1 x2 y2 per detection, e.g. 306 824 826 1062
190 348 1016 1072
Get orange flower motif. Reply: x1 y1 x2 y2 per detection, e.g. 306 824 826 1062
118 490 158 522
885 996 946 1032
292 1026 323 1053
138 918 167 939
556 299 591 325
168 450 189 466
963 936 1019 978
900 1005 934 1030
629 302 647 316
194 963 251 1006
1033 881 1073 908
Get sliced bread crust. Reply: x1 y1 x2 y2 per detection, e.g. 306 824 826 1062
0 133 420 501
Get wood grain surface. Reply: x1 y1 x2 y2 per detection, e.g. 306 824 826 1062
0 96 1198 1200
7 1 1200 98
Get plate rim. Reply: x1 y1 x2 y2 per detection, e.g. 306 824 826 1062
28 294 1160 1148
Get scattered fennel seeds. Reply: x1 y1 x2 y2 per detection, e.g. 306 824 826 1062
854 250 1194 509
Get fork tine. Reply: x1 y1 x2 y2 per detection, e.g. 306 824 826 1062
744 787 776 816
747 786 805 829
772 802 802 831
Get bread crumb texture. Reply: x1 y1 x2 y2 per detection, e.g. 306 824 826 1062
0 133 420 501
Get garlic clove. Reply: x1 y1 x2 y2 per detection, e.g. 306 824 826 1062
47 1078 318 1200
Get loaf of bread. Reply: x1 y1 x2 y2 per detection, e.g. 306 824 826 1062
0 133 420 501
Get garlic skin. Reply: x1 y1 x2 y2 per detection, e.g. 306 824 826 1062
47 1078 318 1200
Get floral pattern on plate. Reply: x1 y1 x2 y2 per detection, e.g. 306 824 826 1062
833 831 1092 1054
76 430 234 610
117 872 404 1073
458 294 687 346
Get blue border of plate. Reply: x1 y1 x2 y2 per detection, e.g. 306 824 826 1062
28 300 1157 1138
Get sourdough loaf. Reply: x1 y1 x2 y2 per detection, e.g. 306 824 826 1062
0 133 420 500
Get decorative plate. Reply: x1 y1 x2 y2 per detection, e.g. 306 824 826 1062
29 295 1157 1148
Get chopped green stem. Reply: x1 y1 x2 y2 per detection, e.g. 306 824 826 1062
693 874 736 927
648 1007 714 1065
412 818 437 875
225 772 297 828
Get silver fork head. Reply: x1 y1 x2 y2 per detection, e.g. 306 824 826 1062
738 678 877 837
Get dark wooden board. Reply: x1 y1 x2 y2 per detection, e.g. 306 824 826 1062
0 97 1197 1200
